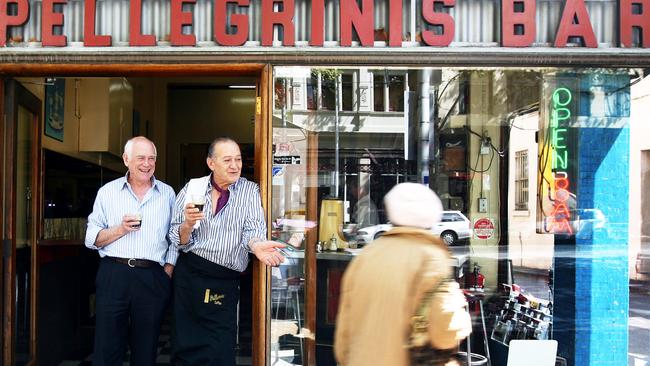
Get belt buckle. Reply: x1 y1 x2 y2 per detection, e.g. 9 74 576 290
127 258 136 268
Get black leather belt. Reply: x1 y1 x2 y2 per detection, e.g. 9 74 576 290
109 257 158 268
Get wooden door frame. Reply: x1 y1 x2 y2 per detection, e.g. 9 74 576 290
1 63 272 365
0 77 4 366
2 79 43 366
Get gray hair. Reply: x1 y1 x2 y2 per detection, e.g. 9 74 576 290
207 137 238 158
124 136 157 159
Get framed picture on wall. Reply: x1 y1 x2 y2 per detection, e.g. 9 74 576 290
44 78 65 142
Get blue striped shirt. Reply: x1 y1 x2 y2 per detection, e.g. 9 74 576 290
85 174 178 265
168 176 267 272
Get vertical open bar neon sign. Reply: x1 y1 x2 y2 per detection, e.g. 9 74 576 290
550 87 573 234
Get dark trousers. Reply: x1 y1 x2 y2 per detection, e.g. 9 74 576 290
172 252 241 366
93 257 171 366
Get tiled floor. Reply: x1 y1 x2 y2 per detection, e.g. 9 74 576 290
57 322 253 366
57 323 173 366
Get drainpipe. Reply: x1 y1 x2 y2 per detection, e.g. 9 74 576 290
418 69 432 184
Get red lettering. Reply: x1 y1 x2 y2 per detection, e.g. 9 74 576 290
555 188 570 202
261 0 295 46
84 0 110 46
554 0 597 48
171 0 196 46
620 0 650 48
555 176 569 190
388 0 402 46
214 0 249 46
551 202 571 219
422 0 455 47
0 0 29 47
310 0 324 46
501 0 536 47
42 0 67 47
130 0 155 46
551 218 574 234
340 0 373 46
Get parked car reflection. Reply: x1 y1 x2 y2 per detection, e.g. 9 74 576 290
355 210 472 245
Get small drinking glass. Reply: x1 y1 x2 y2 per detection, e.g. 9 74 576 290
190 194 206 212
132 212 143 229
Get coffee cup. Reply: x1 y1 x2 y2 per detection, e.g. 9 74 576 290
190 194 206 212
132 212 143 229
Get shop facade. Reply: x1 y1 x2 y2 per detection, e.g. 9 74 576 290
1 0 649 365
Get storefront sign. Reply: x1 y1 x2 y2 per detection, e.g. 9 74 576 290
1 0 649 48
473 218 494 240
549 87 573 235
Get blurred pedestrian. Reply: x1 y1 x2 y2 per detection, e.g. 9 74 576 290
335 183 471 366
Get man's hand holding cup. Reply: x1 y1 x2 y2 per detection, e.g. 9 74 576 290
122 212 142 234
183 194 206 229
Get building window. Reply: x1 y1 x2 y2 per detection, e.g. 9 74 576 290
515 150 528 211
306 73 318 110
305 70 356 111
388 75 405 112
373 73 385 111
341 73 354 111
373 71 406 112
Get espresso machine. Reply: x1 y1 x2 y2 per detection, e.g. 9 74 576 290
318 198 348 251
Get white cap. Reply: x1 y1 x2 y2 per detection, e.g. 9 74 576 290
384 183 443 229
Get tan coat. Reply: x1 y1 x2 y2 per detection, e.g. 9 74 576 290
334 227 469 366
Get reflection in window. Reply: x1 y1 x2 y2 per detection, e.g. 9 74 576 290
373 73 385 112
321 74 336 111
270 66 638 366
388 75 405 112
306 73 317 110
515 150 529 211
342 73 354 111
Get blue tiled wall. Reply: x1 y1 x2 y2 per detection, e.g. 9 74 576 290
553 72 630 366
573 126 629 366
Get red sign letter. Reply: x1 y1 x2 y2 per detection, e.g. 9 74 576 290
84 0 110 46
551 218 574 234
42 0 67 46
554 0 597 48
130 0 155 46
388 0 403 46
340 0 373 46
261 0 295 46
215 0 249 46
0 0 29 46
502 0 535 47
422 0 455 46
620 0 650 48
171 0 196 46
310 0 324 46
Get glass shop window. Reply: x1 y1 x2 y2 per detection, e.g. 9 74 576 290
270 66 643 366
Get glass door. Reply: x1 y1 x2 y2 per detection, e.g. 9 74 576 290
2 79 42 365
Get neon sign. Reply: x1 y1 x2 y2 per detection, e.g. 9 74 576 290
549 87 573 235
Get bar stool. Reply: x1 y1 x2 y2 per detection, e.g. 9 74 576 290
463 290 492 366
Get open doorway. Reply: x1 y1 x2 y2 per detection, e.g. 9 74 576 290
19 75 259 366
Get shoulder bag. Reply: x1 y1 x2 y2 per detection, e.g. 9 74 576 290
406 278 469 366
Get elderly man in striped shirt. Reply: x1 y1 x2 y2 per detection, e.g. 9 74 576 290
85 136 177 366
169 137 286 365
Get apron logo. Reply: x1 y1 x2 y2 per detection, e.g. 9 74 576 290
203 289 225 305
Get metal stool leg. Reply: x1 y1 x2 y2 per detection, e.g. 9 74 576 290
479 300 491 366
293 288 304 362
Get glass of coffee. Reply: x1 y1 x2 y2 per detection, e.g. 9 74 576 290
190 194 206 212
132 212 143 229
